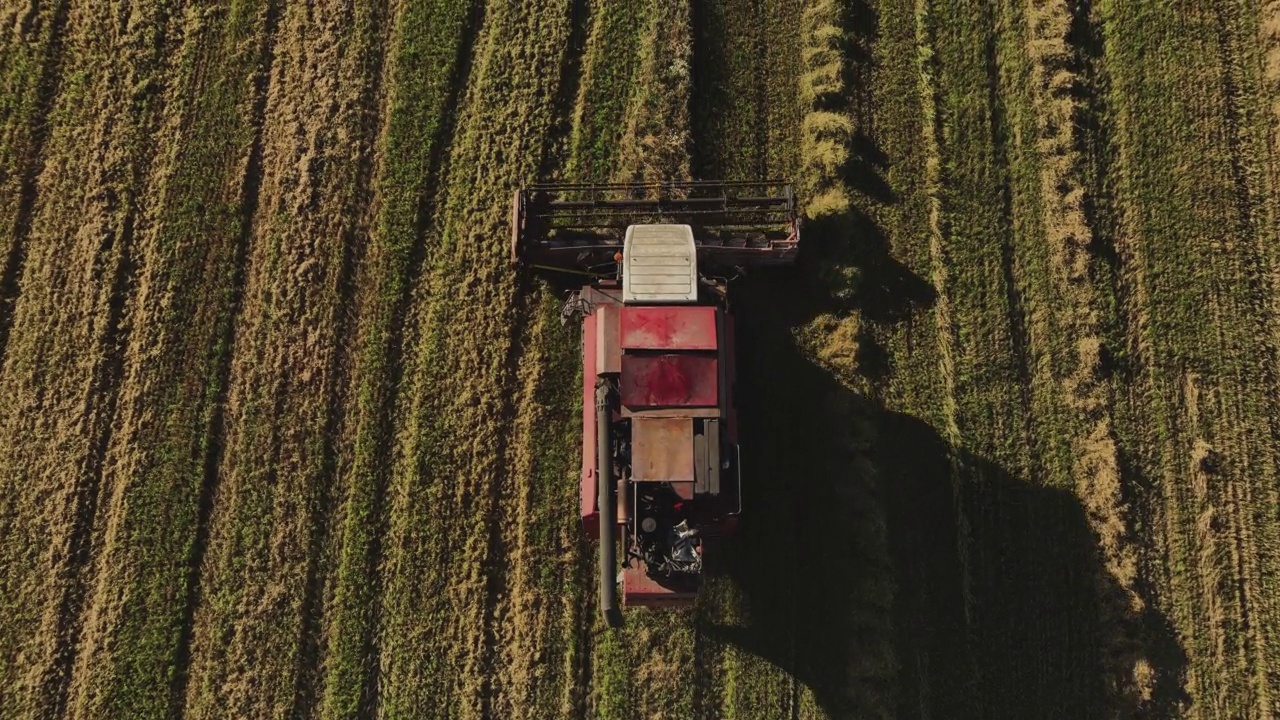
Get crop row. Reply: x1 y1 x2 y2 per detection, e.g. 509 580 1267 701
1095 0 1280 715
179 1 388 717
0 2 185 716
374 0 574 716
315 0 476 717
62 2 279 718
0 0 66 364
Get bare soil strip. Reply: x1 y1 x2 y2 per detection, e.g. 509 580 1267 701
0 1 184 715
178 2 389 717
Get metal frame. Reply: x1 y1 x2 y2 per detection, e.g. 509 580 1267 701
512 181 801 271
730 444 743 517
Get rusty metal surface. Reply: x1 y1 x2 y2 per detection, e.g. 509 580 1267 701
620 305 718 350
616 476 630 525
595 304 620 375
693 429 708 494
631 417 694 482
510 181 801 273
620 354 719 408
580 287 624 537
621 406 720 418
622 562 698 607
706 419 720 495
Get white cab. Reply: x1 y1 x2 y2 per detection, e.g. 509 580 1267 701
621 224 698 304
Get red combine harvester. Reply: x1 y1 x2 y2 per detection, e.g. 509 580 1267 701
510 181 800 627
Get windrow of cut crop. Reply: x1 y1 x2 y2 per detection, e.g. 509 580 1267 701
997 0 1152 710
374 1 573 716
925 0 1121 715
54 3 280 718
314 1 475 718
0 1 185 716
789 2 898 718
689 0 899 716
178 2 389 717
1096 0 1280 714
0 0 68 366
797 0 854 219
789 0 859 367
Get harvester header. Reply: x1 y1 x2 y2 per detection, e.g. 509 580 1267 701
511 180 801 273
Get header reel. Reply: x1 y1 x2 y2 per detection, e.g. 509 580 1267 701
510 180 801 276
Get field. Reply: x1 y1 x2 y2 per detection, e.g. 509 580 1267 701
1 0 1279 717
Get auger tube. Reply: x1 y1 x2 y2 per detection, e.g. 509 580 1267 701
596 379 622 628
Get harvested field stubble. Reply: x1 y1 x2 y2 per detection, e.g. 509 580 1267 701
0 1 184 716
0 1 1278 719
0 0 66 363
315 1 475 718
179 1 389 717
1097 1 1280 715
63 2 280 718
376 1 572 716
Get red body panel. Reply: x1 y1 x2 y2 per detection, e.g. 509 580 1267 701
620 355 719 408
577 285 741 610
620 305 718 350
581 311 600 538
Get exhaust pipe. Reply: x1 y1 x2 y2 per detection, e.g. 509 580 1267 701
596 379 623 628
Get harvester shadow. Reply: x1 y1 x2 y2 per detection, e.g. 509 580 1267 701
704 262 1188 719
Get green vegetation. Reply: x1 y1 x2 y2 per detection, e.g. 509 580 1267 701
63 2 277 717
375 2 572 716
318 1 474 716
0 2 184 716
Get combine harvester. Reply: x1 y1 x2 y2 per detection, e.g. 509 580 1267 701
511 181 800 627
